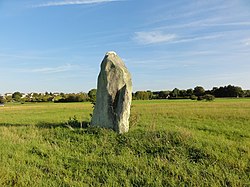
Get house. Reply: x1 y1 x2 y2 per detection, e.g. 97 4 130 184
5 93 12 97
21 93 28 98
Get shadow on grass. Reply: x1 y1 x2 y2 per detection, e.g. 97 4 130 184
0 122 112 138
36 122 66 129
0 123 30 127
0 121 90 129
36 121 90 129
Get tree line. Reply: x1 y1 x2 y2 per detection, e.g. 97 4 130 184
1 85 249 104
133 85 250 101
0 89 97 104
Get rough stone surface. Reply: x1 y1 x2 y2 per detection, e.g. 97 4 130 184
91 51 132 133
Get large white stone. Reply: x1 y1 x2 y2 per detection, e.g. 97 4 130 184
91 52 132 133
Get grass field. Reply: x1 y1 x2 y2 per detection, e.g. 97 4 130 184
0 99 250 186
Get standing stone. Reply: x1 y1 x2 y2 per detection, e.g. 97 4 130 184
91 51 132 133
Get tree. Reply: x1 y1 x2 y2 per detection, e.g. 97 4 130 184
194 86 205 97
186 89 193 97
179 90 187 98
212 85 244 97
170 88 180 98
12 92 22 102
5 95 12 102
146 90 153 100
53 95 63 102
244 90 250 97
30 93 43 102
77 92 89 102
190 95 198 100
230 85 243 97
158 91 170 99
134 91 151 100
203 94 215 101
0 96 5 104
88 89 97 102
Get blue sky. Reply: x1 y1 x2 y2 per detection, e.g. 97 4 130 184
1 0 250 94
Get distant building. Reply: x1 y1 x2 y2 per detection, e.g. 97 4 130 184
5 93 12 97
21 93 28 98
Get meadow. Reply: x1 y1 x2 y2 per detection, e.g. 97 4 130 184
0 99 249 186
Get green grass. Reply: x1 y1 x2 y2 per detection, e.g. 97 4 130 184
0 99 249 186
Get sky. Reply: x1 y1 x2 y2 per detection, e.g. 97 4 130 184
0 0 250 94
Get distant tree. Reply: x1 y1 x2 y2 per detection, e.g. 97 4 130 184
194 86 205 97
77 92 89 102
24 93 32 102
190 95 198 100
211 87 219 96
42 94 53 102
170 88 180 98
31 93 39 102
12 92 22 102
0 96 5 104
158 91 170 99
5 95 12 102
179 90 187 98
186 89 193 97
244 90 250 97
197 96 204 101
134 91 151 100
212 85 243 97
53 95 63 102
212 86 224 97
66 94 77 102
88 89 97 102
31 93 43 102
146 90 153 100
54 93 87 103
203 94 215 101
232 86 244 97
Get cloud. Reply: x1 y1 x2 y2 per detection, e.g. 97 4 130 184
22 64 74 74
33 0 121 8
133 31 221 45
202 21 250 27
173 34 222 44
244 38 250 46
134 31 176 45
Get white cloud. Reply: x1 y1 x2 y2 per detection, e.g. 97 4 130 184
158 19 250 31
34 0 120 8
22 64 74 74
134 31 176 45
244 38 250 46
133 31 221 45
173 34 222 44
203 21 250 27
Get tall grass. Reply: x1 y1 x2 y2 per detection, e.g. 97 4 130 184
0 99 249 186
